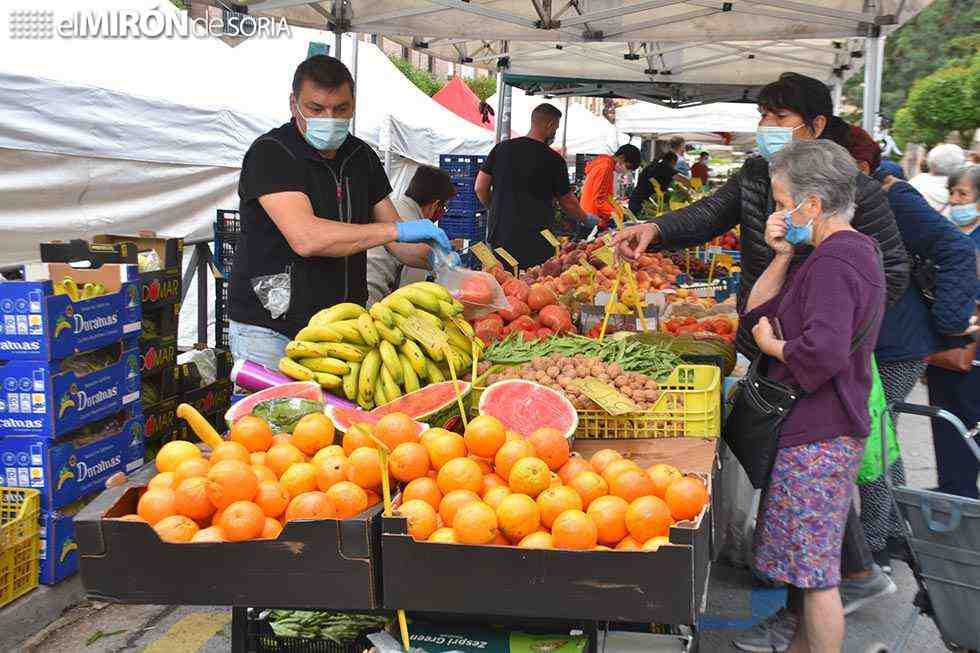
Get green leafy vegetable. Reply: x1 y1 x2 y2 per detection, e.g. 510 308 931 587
251 398 325 433
266 610 390 643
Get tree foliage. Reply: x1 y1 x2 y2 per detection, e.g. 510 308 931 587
464 75 497 101
892 55 979 147
388 55 444 96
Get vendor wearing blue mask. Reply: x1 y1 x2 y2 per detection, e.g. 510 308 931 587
228 55 453 370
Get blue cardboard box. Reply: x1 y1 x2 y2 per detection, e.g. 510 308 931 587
0 342 141 438
0 261 141 361
39 509 77 585
0 410 145 510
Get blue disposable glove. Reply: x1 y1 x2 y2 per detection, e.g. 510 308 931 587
428 245 462 270
396 219 453 252
584 213 600 229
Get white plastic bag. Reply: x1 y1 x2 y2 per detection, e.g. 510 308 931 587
431 247 508 319
251 271 291 319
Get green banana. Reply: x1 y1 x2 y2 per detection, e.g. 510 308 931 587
399 340 427 376
299 357 350 375
295 325 343 342
309 302 366 326
425 358 445 383
451 298 465 314
369 302 395 328
445 323 472 352
438 300 460 319
356 313 380 347
278 357 315 382
380 366 402 401
374 377 388 406
405 281 453 303
374 320 405 346
396 286 441 313
383 295 416 317
399 354 421 392
378 341 404 385
313 372 343 390
358 348 381 403
343 361 360 400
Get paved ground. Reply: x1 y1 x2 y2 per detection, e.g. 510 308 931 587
15 383 953 653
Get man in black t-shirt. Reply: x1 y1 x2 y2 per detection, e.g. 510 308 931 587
474 104 596 268
228 55 452 370
628 152 692 215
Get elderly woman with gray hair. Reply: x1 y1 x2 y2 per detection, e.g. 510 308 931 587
742 140 885 653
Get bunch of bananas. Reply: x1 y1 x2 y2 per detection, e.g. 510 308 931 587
53 277 106 301
278 282 483 410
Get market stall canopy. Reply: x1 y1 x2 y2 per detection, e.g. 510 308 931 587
433 77 497 131
615 101 762 135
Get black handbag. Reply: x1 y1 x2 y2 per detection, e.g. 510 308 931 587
723 302 882 489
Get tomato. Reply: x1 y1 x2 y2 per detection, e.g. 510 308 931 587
682 316 698 327
712 318 733 335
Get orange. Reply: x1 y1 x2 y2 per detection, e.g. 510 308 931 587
261 517 283 540
312 445 345 466
174 458 211 485
212 507 226 528
589 448 623 474
206 460 258 509
481 473 507 495
526 428 570 471
210 440 251 465
314 455 350 491
266 443 306 478
483 486 512 510
155 440 202 474
646 463 683 499
290 413 336 455
398 499 439 541
587 495 630 545
402 477 442 511
601 459 641 486
518 531 554 549
428 527 459 544
436 457 484 494
438 489 480 526
230 415 274 453
137 488 178 525
279 462 319 497
114 514 145 522
493 440 536 481
463 414 506 458
567 471 608 510
496 493 540 543
346 447 383 489
420 427 455 451
625 495 674 543
153 515 199 543
490 532 510 545
271 433 292 447
608 469 657 503
452 501 499 545
375 412 419 450
664 476 709 521
174 477 216 521
364 490 381 507
342 423 377 455
505 430 523 442
550 472 562 488
615 535 641 551
425 432 467 470
469 455 493 475
250 452 268 467
508 458 551 498
190 526 226 543
284 491 336 523
148 472 175 491
389 442 430 482
642 535 670 551
253 480 290 518
218 500 266 541
536 486 583 529
325 481 369 519
252 465 278 485
550 509 598 550
558 454 592 485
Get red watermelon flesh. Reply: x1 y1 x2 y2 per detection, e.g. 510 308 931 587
325 405 428 437
478 380 578 438
224 381 323 427
372 381 471 419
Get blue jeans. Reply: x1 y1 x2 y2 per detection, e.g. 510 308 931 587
228 320 290 372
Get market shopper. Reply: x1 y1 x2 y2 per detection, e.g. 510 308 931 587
475 104 598 268
366 165 458 305
742 140 886 653
627 151 691 215
580 144 642 228
668 136 691 178
926 165 980 498
227 55 453 370
690 152 710 186
908 144 967 215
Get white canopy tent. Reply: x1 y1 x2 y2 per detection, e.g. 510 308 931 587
614 101 762 144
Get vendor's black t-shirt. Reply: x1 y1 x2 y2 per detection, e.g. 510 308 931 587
629 161 677 215
482 137 571 268
229 120 392 338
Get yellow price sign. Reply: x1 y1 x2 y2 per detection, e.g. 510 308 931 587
494 247 520 276
469 242 499 271
540 229 561 248
571 378 641 415
593 245 615 267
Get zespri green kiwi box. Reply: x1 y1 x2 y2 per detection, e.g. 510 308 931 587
402 624 588 652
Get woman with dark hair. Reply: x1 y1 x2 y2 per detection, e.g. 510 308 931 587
628 151 691 215
614 72 909 653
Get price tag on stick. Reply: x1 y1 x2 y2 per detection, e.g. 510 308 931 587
494 247 520 277
572 378 642 415
540 229 561 258
470 242 499 271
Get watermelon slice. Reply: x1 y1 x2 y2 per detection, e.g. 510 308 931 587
478 380 578 439
324 405 430 438
325 381 471 433
224 381 324 427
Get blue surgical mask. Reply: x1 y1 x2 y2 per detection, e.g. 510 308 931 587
756 124 803 160
949 204 978 227
783 201 813 246
295 102 350 151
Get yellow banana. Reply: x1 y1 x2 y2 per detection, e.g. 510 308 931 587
381 366 402 401
285 340 321 359
299 357 350 375
399 340 427 376
356 313 380 347
53 282 67 296
445 323 472 352
80 283 98 300
405 281 454 303
278 357 315 382
374 320 405 346
358 348 381 403
62 277 80 302
369 302 395 328
425 358 445 383
316 342 366 362
395 287 441 313
438 300 460 319
326 321 365 344
343 361 360 401
357 391 373 411
374 377 388 406
451 316 475 339
378 340 404 385
399 354 420 392
309 303 366 326
451 298 465 314
295 325 343 342
450 343 472 369
421 340 445 362
412 309 444 331
313 372 343 390
383 295 416 317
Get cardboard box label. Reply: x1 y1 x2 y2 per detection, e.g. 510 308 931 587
182 379 233 418
143 397 178 442
39 509 78 585
140 335 177 375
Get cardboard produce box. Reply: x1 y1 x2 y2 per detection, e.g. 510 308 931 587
39 508 78 585
76 465 384 609
93 234 183 310
372 623 590 653
141 303 180 341
142 397 179 445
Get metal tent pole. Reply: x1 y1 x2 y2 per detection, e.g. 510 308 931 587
862 35 884 135
562 97 570 154
334 30 342 59
831 82 843 115
495 73 513 143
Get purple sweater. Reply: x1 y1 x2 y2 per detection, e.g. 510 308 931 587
742 231 885 448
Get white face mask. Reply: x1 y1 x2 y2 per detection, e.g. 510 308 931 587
295 101 350 151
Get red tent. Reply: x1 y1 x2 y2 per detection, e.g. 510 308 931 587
433 77 496 131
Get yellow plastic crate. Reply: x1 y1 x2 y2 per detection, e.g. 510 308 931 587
0 488 40 608
576 365 720 439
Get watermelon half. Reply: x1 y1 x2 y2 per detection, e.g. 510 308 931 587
478 380 578 439
325 381 471 433
224 381 324 427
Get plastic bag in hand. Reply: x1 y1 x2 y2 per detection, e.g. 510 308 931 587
430 245 508 319
251 271 291 319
